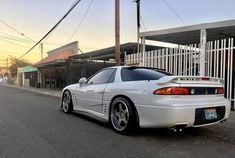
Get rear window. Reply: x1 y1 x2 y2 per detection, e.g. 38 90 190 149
121 67 171 82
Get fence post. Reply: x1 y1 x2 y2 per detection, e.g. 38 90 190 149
142 37 146 66
200 29 207 76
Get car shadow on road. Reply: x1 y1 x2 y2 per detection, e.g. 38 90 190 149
69 110 208 137
137 127 210 139
69 111 204 136
60 110 235 145
137 126 235 145
70 112 111 128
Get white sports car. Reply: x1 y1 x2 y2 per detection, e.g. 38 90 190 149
60 66 230 134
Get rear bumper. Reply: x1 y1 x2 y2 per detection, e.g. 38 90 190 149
135 100 231 128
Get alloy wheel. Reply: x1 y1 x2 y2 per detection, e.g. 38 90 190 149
111 100 130 131
62 91 71 113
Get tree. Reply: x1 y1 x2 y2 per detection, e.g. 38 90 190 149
9 58 31 77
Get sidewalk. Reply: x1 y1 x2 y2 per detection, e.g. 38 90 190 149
1 83 62 98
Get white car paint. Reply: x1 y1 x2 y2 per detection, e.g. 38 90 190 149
60 66 231 129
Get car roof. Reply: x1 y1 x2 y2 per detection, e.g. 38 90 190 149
107 66 129 69
107 66 166 71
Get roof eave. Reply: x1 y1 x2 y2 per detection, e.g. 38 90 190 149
140 19 235 39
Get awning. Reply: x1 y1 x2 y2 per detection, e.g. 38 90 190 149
140 20 235 44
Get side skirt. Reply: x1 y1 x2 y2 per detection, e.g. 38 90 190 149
73 110 109 123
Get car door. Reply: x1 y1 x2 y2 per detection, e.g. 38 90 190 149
74 68 116 113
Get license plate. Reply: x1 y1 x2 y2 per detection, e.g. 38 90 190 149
204 108 217 120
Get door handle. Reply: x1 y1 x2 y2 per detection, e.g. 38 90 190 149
98 90 104 94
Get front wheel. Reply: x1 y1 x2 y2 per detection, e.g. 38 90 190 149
110 97 138 134
62 91 73 113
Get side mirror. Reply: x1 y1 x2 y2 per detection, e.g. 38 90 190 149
79 77 87 86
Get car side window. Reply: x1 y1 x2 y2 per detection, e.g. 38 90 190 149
108 69 117 83
87 69 116 85
121 67 170 81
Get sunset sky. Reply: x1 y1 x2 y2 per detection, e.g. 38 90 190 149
1 0 235 65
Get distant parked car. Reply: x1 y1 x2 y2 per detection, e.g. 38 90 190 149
60 66 230 134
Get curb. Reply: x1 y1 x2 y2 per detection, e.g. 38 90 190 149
1 84 61 98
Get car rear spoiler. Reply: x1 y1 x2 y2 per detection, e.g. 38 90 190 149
156 76 224 85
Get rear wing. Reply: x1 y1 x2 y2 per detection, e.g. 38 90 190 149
156 76 224 85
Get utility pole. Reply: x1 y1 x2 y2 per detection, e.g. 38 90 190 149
6 58 9 83
136 0 140 53
115 0 120 66
40 43 44 60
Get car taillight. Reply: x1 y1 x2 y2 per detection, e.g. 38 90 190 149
216 87 224 94
153 87 189 95
201 77 209 81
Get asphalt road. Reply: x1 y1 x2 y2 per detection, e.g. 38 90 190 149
0 85 235 158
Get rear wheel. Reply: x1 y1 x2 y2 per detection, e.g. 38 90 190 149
62 91 73 113
110 97 138 134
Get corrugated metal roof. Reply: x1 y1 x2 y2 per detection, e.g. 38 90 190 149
70 42 162 60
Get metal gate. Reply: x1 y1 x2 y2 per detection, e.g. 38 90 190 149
125 38 234 106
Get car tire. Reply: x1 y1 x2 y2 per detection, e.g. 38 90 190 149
62 91 73 113
110 97 138 134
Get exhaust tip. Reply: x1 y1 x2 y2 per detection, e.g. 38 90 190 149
170 124 187 132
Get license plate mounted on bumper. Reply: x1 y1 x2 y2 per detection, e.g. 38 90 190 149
204 108 217 120
194 106 225 125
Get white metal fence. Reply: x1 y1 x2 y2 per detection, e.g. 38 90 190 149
206 38 234 102
125 44 200 76
125 38 234 105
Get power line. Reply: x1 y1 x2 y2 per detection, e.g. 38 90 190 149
66 0 93 43
0 19 36 42
162 0 187 25
0 32 62 46
0 38 31 49
18 0 81 59
0 32 62 55
0 34 34 45
0 19 24 35
0 33 54 53
0 33 48 52
42 0 79 45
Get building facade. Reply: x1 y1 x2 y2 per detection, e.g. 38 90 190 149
34 41 79 89
17 66 38 87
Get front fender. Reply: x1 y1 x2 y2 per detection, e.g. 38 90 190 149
59 84 78 108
